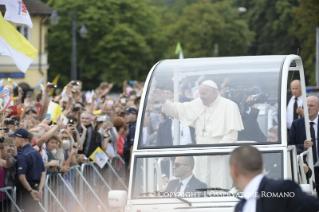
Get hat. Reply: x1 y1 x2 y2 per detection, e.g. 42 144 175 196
26 91 33 97
9 128 29 138
201 80 218 89
122 107 138 115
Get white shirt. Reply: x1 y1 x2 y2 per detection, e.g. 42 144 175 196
310 117 319 166
178 174 193 195
170 118 192 145
242 174 264 212
287 96 303 129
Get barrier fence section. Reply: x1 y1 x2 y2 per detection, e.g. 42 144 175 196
0 155 126 212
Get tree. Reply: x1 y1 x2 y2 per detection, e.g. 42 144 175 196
234 0 300 56
161 0 254 58
291 0 319 85
46 0 165 89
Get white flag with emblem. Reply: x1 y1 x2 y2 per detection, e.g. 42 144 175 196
3 0 33 28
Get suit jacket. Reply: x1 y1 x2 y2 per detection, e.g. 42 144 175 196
288 116 319 152
238 108 267 143
234 177 319 212
164 175 207 193
156 118 196 146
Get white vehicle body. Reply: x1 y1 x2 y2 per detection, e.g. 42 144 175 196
109 55 315 212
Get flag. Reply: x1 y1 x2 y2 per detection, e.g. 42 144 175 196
8 78 18 88
0 78 4 93
0 12 38 73
47 101 63 123
3 0 33 28
175 42 184 59
49 74 60 96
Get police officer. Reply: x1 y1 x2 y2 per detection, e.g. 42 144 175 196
123 107 138 171
10 128 46 212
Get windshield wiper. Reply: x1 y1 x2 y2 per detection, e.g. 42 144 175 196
196 187 230 192
138 191 192 206
196 187 242 200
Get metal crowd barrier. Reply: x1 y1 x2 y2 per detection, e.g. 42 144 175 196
0 186 21 212
104 155 127 190
1 155 128 212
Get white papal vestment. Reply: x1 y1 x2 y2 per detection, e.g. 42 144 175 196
162 95 244 188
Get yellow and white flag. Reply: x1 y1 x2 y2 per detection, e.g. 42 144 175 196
0 12 38 73
2 0 33 28
47 101 63 123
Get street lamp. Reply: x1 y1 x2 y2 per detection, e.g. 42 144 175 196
50 9 88 80
215 7 247 56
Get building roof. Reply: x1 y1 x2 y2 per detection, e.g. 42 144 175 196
0 0 53 16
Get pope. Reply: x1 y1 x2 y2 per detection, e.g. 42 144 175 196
153 80 244 144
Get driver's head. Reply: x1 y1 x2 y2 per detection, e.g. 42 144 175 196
173 156 195 180
199 80 219 106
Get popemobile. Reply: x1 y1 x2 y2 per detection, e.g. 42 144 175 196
108 55 315 211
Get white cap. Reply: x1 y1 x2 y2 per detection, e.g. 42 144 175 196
201 80 218 89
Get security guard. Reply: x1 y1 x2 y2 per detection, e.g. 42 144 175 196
10 128 46 212
122 107 138 170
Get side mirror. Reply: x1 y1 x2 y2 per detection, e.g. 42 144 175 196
108 190 127 208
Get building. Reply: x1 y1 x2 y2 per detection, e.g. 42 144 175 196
0 0 52 92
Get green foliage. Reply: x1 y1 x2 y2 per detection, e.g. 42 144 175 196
152 0 254 59
46 0 165 89
45 0 318 87
291 0 319 85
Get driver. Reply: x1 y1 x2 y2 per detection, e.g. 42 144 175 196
165 156 207 195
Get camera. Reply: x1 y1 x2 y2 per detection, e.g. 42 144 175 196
223 86 268 107
72 107 80 112
0 128 10 133
68 119 75 124
5 120 15 125
47 84 57 89
73 144 81 150
0 137 5 143
72 82 79 86
104 132 111 138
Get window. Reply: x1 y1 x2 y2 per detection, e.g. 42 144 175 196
16 26 30 40
132 151 284 199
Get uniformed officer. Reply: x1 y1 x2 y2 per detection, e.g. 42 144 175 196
123 107 138 170
10 128 46 212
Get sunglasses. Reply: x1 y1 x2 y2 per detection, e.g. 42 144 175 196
173 162 189 168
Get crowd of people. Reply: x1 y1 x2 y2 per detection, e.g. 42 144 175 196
0 79 144 211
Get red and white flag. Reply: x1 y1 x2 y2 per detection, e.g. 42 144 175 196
3 0 33 28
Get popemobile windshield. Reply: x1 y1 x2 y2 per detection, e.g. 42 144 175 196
108 55 315 212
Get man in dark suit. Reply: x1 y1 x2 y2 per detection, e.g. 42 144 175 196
288 96 319 194
287 80 304 131
230 146 319 212
165 156 207 195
